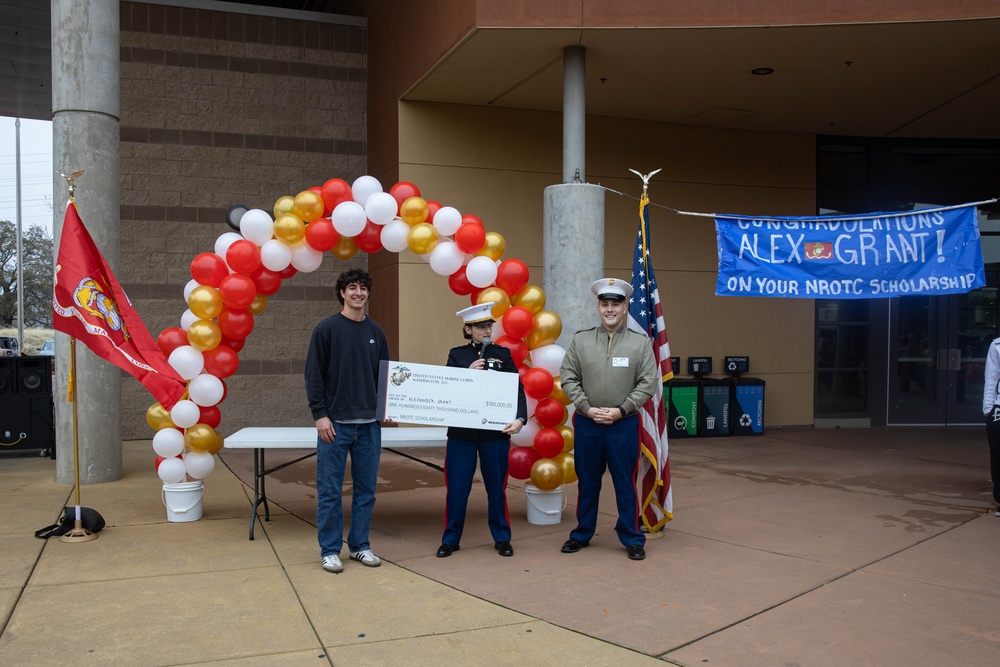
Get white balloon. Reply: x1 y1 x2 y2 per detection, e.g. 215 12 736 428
214 232 244 259
152 428 185 458
432 206 462 236
180 309 199 332
290 241 323 273
526 396 539 419
157 457 187 484
188 373 225 407
184 451 216 479
168 346 204 380
364 192 398 226
183 279 199 302
332 200 367 237
170 399 201 429
240 209 274 246
429 241 465 276
380 219 410 253
530 344 567 376
490 318 506 340
466 255 498 288
260 239 292 271
351 175 383 206
510 420 540 447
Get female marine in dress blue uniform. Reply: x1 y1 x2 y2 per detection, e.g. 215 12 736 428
437 302 527 558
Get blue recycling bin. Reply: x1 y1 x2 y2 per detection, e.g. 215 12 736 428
732 378 765 436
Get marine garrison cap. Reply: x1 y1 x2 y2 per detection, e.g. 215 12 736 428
591 278 632 301
457 302 496 325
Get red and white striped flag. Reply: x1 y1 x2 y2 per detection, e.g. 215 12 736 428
628 193 673 530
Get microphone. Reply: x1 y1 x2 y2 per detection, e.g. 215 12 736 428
479 337 491 359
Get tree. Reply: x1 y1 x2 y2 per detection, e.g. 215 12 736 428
0 219 53 328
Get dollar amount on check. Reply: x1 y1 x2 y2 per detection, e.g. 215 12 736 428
377 360 518 431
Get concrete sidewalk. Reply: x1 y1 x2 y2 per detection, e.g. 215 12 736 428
1 427 998 666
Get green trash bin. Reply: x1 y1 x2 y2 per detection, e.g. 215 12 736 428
666 379 699 438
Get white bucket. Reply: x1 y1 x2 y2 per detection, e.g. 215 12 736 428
162 481 204 522
524 483 565 525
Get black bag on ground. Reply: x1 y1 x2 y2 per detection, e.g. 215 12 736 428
34 507 106 539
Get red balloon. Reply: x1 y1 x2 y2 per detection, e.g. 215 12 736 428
225 240 261 275
190 252 228 287
425 200 442 222
461 214 483 227
449 266 473 296
202 344 239 378
533 428 564 458
508 446 541 480
455 222 486 254
389 182 421 214
496 259 529 296
517 363 530 382
198 405 222 429
157 327 188 357
495 335 528 366
522 367 554 400
217 307 254 339
250 266 282 295
278 265 297 280
219 335 245 353
321 178 352 212
154 455 165 470
534 398 566 428
501 305 534 339
219 273 257 309
356 220 384 253
304 217 339 252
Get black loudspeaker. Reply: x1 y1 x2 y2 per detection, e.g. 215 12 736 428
16 356 52 395
0 357 54 456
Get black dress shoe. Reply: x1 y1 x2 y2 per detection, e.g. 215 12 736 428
560 538 590 553
494 541 513 557
626 545 646 561
436 544 459 558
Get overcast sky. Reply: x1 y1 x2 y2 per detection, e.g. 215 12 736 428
0 116 54 235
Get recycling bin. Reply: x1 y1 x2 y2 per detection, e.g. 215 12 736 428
731 377 765 436
698 378 732 437
666 378 699 439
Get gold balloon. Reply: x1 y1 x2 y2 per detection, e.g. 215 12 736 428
512 284 546 314
188 285 223 320
273 195 295 219
145 403 174 431
331 235 358 260
555 424 574 452
249 293 268 315
475 231 506 261
553 451 577 484
184 423 218 453
549 377 572 406
407 222 439 255
208 430 224 455
477 287 510 319
530 458 564 491
292 190 325 222
187 319 222 352
274 213 306 244
526 310 562 349
399 196 429 225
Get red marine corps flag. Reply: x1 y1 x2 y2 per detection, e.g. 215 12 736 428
628 189 673 531
53 200 186 409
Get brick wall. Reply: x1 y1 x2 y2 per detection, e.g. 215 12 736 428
118 2 367 438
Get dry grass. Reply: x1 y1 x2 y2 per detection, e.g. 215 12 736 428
0 328 54 354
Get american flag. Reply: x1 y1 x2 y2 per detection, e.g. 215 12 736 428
628 193 673 530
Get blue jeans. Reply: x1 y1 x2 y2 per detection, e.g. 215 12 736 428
316 421 381 557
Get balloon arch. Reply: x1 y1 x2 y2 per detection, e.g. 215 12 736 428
144 176 578 493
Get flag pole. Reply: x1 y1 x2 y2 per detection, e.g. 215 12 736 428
58 170 98 543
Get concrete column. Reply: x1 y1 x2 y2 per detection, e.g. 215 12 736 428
52 0 123 484
544 184 605 349
562 45 585 184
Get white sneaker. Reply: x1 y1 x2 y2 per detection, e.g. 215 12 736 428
349 548 382 567
322 554 343 573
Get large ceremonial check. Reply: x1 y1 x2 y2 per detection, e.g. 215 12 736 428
376 360 518 430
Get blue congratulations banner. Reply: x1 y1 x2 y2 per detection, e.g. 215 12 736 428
715 205 985 299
